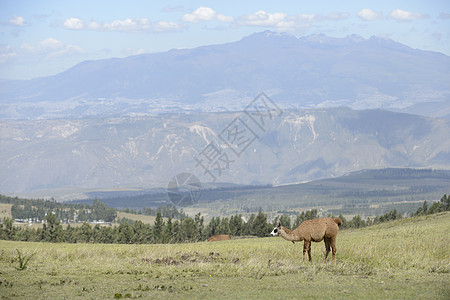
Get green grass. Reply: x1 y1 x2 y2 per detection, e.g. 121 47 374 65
116 211 172 224
1 212 449 299
0 203 12 219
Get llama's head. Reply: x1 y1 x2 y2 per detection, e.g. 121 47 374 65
270 222 281 236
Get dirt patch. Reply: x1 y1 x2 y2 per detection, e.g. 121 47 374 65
143 252 239 266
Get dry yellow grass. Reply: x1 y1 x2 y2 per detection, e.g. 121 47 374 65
0 203 12 219
116 211 173 224
0 212 449 299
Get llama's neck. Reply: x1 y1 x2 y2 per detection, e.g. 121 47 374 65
280 226 304 242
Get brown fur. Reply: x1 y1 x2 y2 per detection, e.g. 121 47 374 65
275 217 342 263
207 234 231 242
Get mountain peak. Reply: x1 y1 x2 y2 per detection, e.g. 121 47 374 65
344 34 365 43
300 33 365 45
241 30 297 41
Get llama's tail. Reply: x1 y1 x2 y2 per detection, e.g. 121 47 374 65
334 218 343 228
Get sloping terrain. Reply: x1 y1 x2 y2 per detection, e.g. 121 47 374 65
1 108 449 197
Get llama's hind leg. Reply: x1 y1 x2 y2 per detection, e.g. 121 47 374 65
330 236 337 263
323 237 331 262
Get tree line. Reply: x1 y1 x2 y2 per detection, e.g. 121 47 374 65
1 194 448 244
0 210 273 244
122 204 188 220
411 194 450 216
336 194 449 229
2 195 117 223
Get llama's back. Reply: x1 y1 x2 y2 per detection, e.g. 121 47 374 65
298 217 341 241
298 218 328 241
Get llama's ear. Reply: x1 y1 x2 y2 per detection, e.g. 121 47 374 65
277 221 281 227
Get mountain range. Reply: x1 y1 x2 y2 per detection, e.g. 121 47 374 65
1 107 449 199
1 31 450 119
1 31 450 199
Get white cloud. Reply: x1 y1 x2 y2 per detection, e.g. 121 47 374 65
239 10 287 27
0 38 85 65
27 38 85 60
87 21 100 30
328 12 350 21
63 17 184 33
237 10 348 30
8 15 26 26
182 7 215 23
63 17 84 29
182 7 234 23
217 14 234 23
102 18 151 32
154 21 185 32
297 14 320 23
390 9 425 21
0 45 18 64
357 9 383 21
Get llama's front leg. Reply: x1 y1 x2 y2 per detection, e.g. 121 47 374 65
302 240 311 262
303 240 311 262
307 244 312 261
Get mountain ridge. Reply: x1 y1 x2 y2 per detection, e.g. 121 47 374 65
1 107 449 198
1 31 449 119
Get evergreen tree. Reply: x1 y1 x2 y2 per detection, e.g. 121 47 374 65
229 215 243 236
42 213 64 242
242 214 255 236
348 214 364 228
442 194 450 210
252 211 270 237
92 199 117 222
77 222 93 243
116 222 134 244
132 220 148 244
218 217 230 235
0 218 15 240
152 212 164 243
179 218 196 242
163 217 173 243
194 213 204 241
206 217 220 237
172 220 181 243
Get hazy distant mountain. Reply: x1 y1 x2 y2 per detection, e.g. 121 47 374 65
1 31 450 119
1 108 449 198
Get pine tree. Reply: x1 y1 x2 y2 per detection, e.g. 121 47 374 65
163 217 173 243
42 213 64 242
153 212 164 243
229 215 243 236
252 211 270 237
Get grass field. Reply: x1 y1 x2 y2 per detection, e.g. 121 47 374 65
1 212 449 299
116 211 173 224
0 203 12 220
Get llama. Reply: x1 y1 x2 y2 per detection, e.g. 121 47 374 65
207 234 231 242
271 217 342 263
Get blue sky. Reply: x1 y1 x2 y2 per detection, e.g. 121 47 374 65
1 0 449 80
